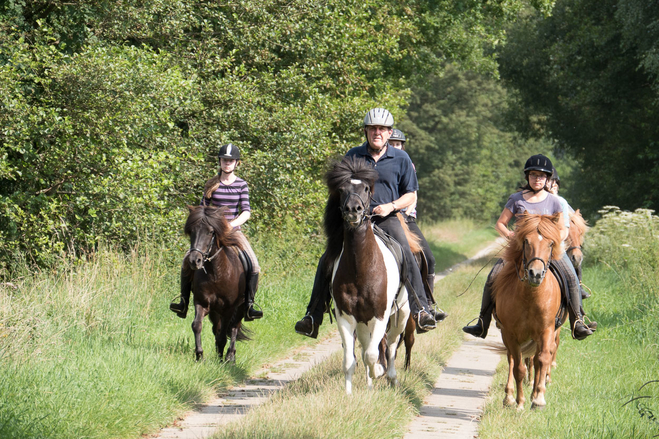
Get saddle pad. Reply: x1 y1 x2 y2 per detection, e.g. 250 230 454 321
372 224 406 284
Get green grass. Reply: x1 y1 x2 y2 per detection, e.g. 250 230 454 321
0 219 498 439
479 208 659 438
211 259 496 439
419 218 499 271
0 235 324 439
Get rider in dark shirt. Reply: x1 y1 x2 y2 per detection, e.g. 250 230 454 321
294 108 442 338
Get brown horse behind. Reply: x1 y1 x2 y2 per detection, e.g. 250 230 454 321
492 213 567 410
184 205 249 362
566 209 589 281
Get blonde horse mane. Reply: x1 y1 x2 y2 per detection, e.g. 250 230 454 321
493 213 563 301
568 209 589 247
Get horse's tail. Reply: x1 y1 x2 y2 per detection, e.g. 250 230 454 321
397 213 422 254
237 325 252 342
488 339 537 357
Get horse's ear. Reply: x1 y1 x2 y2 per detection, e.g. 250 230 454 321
550 212 562 224
187 205 196 213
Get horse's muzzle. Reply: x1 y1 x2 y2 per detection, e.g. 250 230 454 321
188 251 205 271
527 268 545 287
342 212 364 228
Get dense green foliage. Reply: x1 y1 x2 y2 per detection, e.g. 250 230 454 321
0 0 554 270
399 65 552 222
498 0 659 218
481 206 659 438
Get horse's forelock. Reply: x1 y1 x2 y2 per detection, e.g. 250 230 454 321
326 156 378 195
184 205 240 248
504 213 563 263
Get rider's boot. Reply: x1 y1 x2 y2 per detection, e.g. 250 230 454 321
426 273 448 322
462 285 494 339
568 293 594 340
414 310 437 332
244 272 263 321
170 264 192 319
294 255 327 339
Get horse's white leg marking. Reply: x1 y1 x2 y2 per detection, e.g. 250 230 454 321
336 312 357 395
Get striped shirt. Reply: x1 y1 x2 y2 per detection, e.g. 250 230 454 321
202 177 251 221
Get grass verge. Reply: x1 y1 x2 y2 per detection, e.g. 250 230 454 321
479 207 659 438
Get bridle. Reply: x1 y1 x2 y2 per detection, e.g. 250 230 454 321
515 236 554 283
189 229 223 272
341 190 371 228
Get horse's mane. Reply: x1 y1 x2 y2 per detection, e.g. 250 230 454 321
184 205 242 248
323 156 379 271
493 213 563 300
568 209 588 247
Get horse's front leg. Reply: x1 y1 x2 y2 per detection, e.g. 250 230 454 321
503 350 516 407
192 304 208 361
531 329 556 410
337 316 357 395
512 346 527 411
385 305 409 387
209 312 225 361
225 321 241 363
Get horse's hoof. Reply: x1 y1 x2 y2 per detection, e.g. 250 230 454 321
503 396 516 407
195 353 204 362
516 404 525 412
531 402 546 411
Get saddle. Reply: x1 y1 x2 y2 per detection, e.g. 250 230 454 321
234 247 253 278
372 224 407 292
548 263 569 330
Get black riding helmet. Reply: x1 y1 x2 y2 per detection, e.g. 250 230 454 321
524 154 553 178
389 129 407 143
218 143 241 161
550 167 560 187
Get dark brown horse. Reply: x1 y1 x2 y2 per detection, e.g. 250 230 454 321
327 156 410 394
493 213 567 410
184 205 248 362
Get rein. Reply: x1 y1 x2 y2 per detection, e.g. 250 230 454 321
566 245 581 253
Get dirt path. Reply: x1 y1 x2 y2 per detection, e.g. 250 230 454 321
152 239 505 439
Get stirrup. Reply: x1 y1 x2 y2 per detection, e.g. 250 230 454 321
296 315 316 337
245 303 263 321
571 317 592 340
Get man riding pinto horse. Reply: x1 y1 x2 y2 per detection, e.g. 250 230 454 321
294 108 447 338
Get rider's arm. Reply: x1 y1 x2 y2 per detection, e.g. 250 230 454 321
230 210 251 228
373 192 416 217
496 208 515 240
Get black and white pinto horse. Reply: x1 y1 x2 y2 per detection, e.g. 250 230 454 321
325 156 410 394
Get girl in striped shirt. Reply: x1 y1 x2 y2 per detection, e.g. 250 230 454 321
170 143 263 321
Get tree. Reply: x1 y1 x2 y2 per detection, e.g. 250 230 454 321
399 65 547 222
498 0 659 217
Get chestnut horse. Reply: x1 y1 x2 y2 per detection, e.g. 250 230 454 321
327 156 410 394
492 213 567 410
184 205 248 362
566 209 589 282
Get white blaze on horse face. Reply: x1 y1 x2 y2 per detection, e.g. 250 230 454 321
537 234 543 241
350 179 362 185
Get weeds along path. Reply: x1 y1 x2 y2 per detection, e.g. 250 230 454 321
153 335 343 439
152 238 504 439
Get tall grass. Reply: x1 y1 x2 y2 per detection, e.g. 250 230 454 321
0 219 497 439
0 229 324 439
479 207 659 438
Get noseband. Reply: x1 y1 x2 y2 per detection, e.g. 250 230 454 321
516 238 554 283
189 230 223 272
341 191 371 227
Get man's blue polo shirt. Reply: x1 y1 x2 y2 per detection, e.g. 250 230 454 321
345 142 418 212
